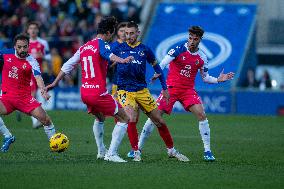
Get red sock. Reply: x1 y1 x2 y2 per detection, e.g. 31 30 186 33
127 122 138 151
157 124 174 149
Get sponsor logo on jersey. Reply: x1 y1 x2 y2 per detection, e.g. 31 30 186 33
8 66 18 79
82 82 100 89
156 32 232 69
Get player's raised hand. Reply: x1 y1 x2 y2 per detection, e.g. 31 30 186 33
162 89 170 105
217 69 235 82
150 73 161 83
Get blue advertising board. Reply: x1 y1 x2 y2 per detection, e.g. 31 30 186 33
144 3 257 91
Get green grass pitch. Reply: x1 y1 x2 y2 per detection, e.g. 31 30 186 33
0 111 283 189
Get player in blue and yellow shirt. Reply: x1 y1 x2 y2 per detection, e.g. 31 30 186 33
112 21 189 162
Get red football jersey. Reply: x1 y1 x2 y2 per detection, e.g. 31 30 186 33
28 37 50 66
1 53 41 97
61 38 113 96
165 43 208 89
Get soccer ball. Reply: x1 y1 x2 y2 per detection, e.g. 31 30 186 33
49 133 69 152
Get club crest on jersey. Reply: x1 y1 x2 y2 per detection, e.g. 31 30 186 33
138 51 145 56
182 56 186 60
22 63 27 69
195 59 199 65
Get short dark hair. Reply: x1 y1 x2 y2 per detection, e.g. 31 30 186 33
97 16 117 35
188 26 204 38
27 21 40 29
116 22 127 34
126 21 139 30
13 33 30 45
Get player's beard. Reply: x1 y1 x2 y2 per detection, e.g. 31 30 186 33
18 51 28 58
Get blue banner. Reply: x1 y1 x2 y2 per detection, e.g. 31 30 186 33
144 3 257 91
236 91 284 115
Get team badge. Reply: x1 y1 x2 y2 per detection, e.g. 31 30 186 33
23 63 27 69
138 51 145 56
182 56 186 60
195 59 199 65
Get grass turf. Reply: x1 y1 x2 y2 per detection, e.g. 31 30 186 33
0 111 283 189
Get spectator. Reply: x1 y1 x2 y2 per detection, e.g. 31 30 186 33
259 70 272 90
51 48 63 76
242 68 258 89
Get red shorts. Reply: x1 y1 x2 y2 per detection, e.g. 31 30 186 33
30 75 37 93
157 88 202 114
0 95 41 115
81 93 121 117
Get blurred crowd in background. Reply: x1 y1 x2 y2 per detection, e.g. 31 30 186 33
0 0 143 87
0 0 282 90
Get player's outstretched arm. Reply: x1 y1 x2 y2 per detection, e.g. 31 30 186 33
35 76 51 100
216 69 235 82
45 71 66 91
201 68 235 84
109 54 133 66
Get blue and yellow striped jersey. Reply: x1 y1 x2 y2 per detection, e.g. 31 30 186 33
112 42 156 92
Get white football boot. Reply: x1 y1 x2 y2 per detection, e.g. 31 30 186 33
133 150 142 162
97 148 108 160
104 153 127 163
167 148 190 162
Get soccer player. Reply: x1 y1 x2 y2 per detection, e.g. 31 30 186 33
113 21 189 162
46 17 133 163
0 34 56 152
138 26 235 161
26 21 51 128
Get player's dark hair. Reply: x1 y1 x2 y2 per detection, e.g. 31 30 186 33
126 21 139 30
116 22 127 34
188 26 204 38
13 33 30 45
97 16 117 35
27 21 40 29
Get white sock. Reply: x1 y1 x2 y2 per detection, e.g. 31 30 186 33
0 117 12 138
31 116 37 125
44 123 56 140
31 116 42 127
138 118 155 150
93 120 106 153
199 119 211 152
108 122 127 156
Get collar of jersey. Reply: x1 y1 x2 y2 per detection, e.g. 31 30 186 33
117 39 124 43
127 41 141 48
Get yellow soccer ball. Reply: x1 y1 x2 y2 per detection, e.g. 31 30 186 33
49 133 69 152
